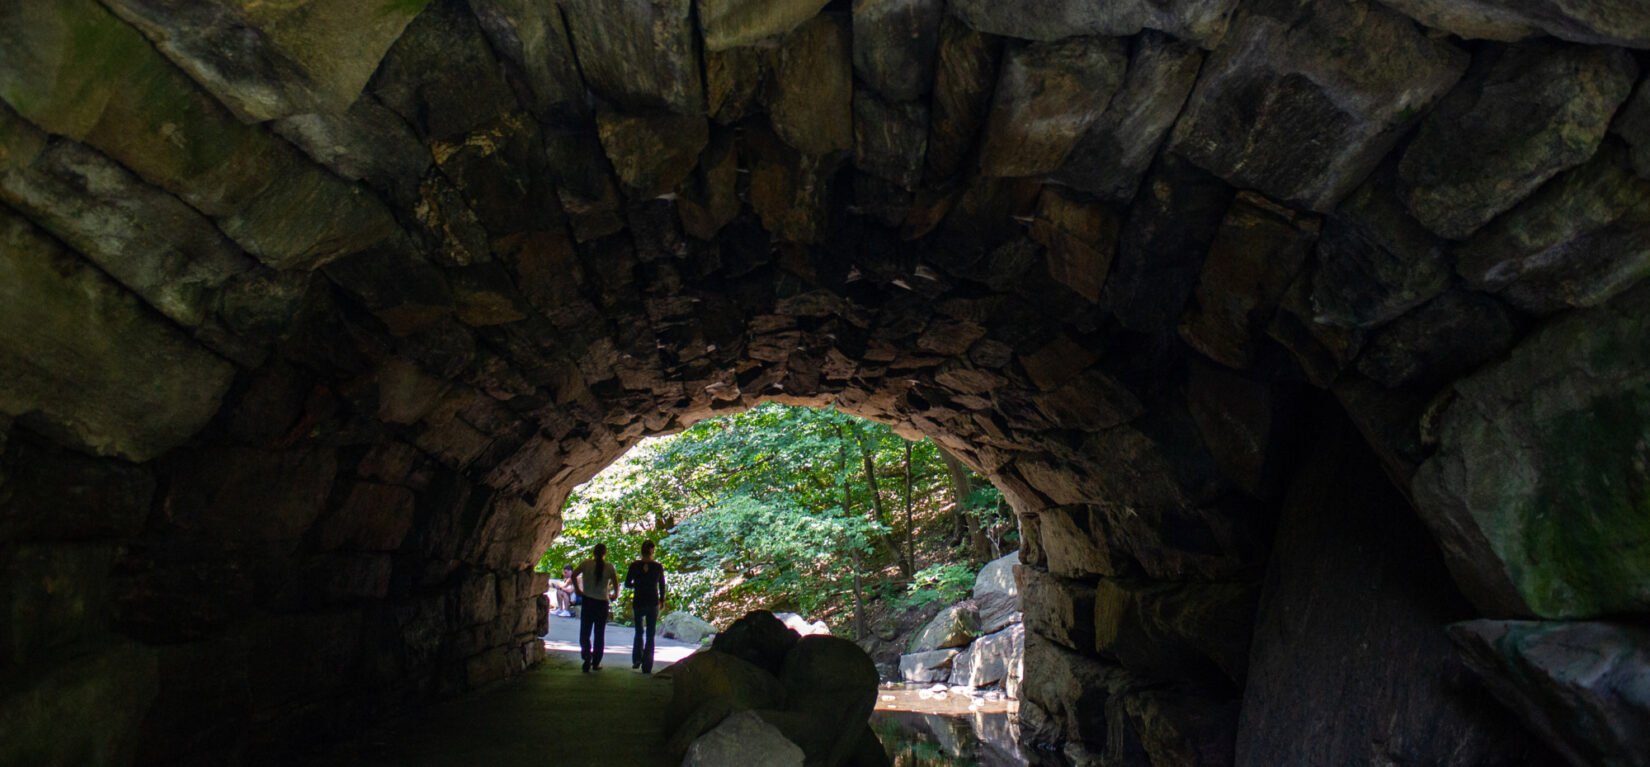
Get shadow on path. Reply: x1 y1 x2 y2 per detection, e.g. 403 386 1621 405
307 614 703 767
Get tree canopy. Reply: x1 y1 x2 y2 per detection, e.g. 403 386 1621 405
539 403 1011 632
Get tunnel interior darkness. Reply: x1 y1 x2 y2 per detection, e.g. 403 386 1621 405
2 0 1649 765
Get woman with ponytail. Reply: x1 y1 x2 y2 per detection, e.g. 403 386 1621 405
571 543 619 672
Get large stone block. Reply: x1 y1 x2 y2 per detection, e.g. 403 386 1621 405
1171 0 1467 213
1092 578 1260 689
769 15 853 158
1398 42 1638 240
852 0 942 102
0 0 398 270
698 0 829 51
972 551 1022 634
0 437 154 543
1450 620 1650 767
1413 284 1650 619
560 0 703 114
977 36 1127 178
1 542 117 665
101 0 429 121
923 15 999 183
1020 629 1136 750
1310 166 1451 329
907 604 981 652
1378 0 1650 48
0 643 159 767
0 211 235 462
1016 565 1095 653
949 623 1024 688
950 0 1239 48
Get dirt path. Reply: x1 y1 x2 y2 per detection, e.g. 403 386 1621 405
306 613 702 767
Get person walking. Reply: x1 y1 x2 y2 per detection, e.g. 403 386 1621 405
570 543 618 672
624 541 668 674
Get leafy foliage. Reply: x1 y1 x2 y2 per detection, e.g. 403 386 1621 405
538 403 1004 630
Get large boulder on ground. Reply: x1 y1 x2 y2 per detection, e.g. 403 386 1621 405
774 612 831 636
950 623 1025 688
666 649 785 729
1449 620 1650 767
973 552 1022 634
907 604 981 653
685 709 804 767
713 610 801 675
661 611 717 644
898 648 960 683
778 635 880 766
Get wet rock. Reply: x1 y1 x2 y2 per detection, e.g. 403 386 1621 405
908 604 982 652
0 211 235 462
560 0 703 114
662 611 718 644
1236 409 1553 767
0 0 398 271
1353 290 1517 391
698 0 830 51
853 92 928 189
1377 0 1650 48
1054 33 1204 204
1449 620 1650 767
923 16 1000 183
1172 0 1467 212
973 552 1023 633
1412 285 1650 619
101 0 427 121
977 36 1128 178
852 0 942 102
1455 143 1650 314
949 0 1239 48
713 610 801 675
1178 192 1320 371
686 710 804 767
0 110 254 329
770 14 853 157
1397 42 1638 240
1028 187 1119 303
898 648 959 683
596 110 709 200
1310 168 1451 329
950 623 1024 688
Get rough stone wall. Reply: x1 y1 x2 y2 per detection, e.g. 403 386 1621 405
0 0 1647 765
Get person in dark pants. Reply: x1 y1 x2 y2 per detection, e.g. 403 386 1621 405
571 543 618 672
624 540 668 674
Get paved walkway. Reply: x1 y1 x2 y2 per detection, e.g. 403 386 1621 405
306 613 702 767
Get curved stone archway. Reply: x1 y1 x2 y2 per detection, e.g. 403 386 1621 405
2 0 1648 765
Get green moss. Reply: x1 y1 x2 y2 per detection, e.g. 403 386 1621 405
1516 388 1650 617
378 0 434 19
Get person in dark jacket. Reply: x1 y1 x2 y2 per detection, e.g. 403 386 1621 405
624 541 668 673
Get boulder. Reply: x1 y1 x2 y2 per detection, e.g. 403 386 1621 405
1016 566 1095 653
972 552 1022 634
772 612 831 637
1310 167 1452 329
778 635 880 766
1412 283 1650 619
1352 290 1518 391
1397 42 1638 240
851 0 942 103
661 611 717 644
923 15 1000 182
949 624 1024 688
712 610 801 675
1020 629 1136 749
1171 0 1467 212
1449 620 1650 767
769 15 853 157
697 0 829 51
596 110 709 200
949 0 1239 48
685 710 804 767
907 604 981 653
666 650 785 729
899 649 960 683
1616 80 1650 179
1093 579 1259 688
559 0 702 114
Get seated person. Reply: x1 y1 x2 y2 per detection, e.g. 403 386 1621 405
548 564 578 618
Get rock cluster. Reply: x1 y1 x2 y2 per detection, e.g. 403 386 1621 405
896 552 1024 690
0 0 1646 764
670 611 883 767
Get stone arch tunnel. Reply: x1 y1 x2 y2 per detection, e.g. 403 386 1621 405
1 0 1648 764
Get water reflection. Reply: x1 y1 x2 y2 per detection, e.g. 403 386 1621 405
872 710 1029 767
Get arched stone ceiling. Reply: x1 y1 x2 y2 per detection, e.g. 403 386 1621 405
0 0 1647 765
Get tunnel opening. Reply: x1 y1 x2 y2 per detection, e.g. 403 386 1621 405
1 0 1647 765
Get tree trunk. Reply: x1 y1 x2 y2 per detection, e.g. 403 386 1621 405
939 448 973 546
903 441 915 575
861 443 909 578
838 427 867 639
